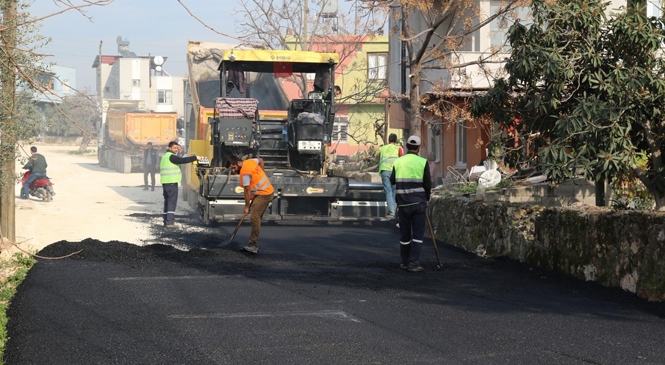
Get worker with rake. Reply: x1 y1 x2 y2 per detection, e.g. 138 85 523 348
226 155 274 254
390 135 432 272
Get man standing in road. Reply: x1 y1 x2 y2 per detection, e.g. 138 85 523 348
379 133 403 218
21 146 48 200
160 141 198 227
143 142 158 191
226 155 274 254
390 135 431 272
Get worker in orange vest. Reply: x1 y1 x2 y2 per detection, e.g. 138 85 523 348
226 155 275 254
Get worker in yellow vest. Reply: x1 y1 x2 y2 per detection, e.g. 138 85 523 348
390 135 431 272
160 141 199 227
378 133 403 218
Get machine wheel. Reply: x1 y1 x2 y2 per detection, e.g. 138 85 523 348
200 200 211 225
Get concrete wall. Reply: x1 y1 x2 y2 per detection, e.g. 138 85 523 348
430 195 665 301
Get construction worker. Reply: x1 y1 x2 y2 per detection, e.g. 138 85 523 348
378 133 403 218
160 141 199 227
143 142 158 191
390 135 432 272
226 155 275 254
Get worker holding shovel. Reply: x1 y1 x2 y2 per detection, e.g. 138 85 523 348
390 135 432 272
225 155 274 254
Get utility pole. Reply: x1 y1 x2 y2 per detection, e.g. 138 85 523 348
98 40 103 101
0 0 18 243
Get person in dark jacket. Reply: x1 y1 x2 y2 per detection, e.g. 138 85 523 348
390 135 432 272
143 142 159 191
21 146 48 199
160 141 199 227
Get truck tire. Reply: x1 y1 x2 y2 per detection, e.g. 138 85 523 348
109 151 120 172
98 147 107 167
107 150 115 170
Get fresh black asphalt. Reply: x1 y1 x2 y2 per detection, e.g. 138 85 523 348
5 219 665 364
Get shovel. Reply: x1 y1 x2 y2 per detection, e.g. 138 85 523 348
217 200 253 247
425 206 443 270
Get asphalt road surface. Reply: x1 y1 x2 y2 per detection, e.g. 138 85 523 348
5 215 665 365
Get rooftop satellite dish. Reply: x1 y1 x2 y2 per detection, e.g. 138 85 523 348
320 0 338 18
153 56 164 72
478 170 501 188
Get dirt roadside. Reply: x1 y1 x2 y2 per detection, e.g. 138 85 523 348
2 143 195 260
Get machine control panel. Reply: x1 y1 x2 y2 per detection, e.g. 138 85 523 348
298 140 322 151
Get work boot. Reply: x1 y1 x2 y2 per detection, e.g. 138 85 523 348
242 244 258 254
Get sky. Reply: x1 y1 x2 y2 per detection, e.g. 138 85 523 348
34 0 245 92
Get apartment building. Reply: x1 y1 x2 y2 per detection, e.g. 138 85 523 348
91 37 185 116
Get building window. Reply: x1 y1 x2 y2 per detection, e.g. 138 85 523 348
332 116 349 143
157 90 172 105
647 0 663 18
490 1 532 52
132 79 140 87
456 119 467 166
62 80 70 95
429 124 441 163
38 75 54 90
367 53 387 82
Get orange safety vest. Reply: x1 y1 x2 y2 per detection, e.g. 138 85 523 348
239 159 274 196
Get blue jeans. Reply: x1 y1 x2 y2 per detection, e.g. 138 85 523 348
23 172 46 198
380 170 396 215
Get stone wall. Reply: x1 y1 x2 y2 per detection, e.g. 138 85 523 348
430 196 665 301
487 178 597 206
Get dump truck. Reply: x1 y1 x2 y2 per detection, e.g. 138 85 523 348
183 41 387 223
97 99 179 173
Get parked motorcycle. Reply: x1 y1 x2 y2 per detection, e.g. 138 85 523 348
21 171 55 201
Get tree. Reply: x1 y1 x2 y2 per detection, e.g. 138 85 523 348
236 1 385 94
365 0 528 137
471 0 665 210
0 0 112 242
235 0 392 146
43 91 99 151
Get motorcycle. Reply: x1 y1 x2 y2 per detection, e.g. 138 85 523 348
21 171 55 201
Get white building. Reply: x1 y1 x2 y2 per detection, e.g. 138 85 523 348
91 37 185 116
